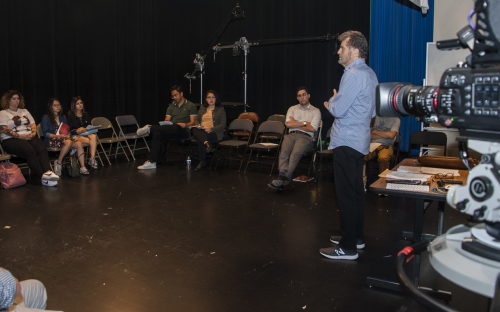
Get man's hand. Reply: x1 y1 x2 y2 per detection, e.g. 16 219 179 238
289 116 296 122
177 123 186 128
332 89 337 98
204 128 212 133
324 101 329 109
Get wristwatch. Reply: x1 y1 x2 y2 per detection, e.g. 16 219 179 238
303 121 306 126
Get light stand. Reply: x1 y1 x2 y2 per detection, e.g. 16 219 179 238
184 3 244 104
213 34 338 112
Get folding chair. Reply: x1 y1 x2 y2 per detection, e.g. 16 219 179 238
212 119 254 172
232 112 259 139
92 117 129 164
259 114 286 141
0 142 29 172
0 143 11 162
300 123 322 180
244 121 285 174
408 131 447 158
115 115 150 161
315 127 333 183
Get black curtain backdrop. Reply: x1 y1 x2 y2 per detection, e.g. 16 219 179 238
0 0 370 132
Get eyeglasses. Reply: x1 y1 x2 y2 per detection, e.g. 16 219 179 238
297 93 308 98
206 96 216 99
52 104 61 107
76 102 84 105
171 93 180 99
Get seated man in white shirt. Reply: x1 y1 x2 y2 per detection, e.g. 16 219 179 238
268 87 321 191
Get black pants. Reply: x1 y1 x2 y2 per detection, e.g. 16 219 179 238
332 146 365 251
2 137 51 177
149 124 189 163
191 128 218 163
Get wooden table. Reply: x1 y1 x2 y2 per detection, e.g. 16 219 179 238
367 158 469 300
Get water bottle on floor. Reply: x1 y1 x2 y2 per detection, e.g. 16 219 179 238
186 156 191 170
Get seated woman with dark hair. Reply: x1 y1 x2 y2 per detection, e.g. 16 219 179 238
67 96 98 170
191 90 226 171
40 98 88 176
0 90 59 186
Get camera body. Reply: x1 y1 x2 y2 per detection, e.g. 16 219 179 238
376 66 500 135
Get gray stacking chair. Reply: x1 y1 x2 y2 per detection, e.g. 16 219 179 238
244 121 285 175
212 119 254 172
92 117 129 164
115 115 150 161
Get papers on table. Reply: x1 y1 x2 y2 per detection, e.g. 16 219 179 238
397 166 460 176
385 171 432 182
159 121 173 126
369 143 382 153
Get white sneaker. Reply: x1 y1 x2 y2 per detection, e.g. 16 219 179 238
137 125 151 136
41 179 58 187
138 160 156 169
42 171 59 181
54 160 62 176
80 167 90 175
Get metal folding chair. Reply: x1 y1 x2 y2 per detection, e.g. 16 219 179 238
212 119 254 172
244 121 285 175
115 115 150 161
92 117 129 164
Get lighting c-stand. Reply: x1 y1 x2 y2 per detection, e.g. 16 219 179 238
184 3 244 104
212 33 338 112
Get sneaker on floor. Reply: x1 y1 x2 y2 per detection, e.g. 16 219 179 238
88 157 98 169
138 160 156 169
53 160 62 176
319 245 358 260
137 125 151 136
80 167 90 175
267 179 284 190
278 172 289 182
330 236 365 249
41 179 58 187
42 171 59 181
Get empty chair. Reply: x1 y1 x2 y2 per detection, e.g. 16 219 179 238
212 119 254 171
232 112 259 138
259 114 286 141
115 115 150 161
408 131 447 158
244 121 286 174
92 117 129 163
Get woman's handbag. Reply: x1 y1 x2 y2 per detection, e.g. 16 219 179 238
0 162 26 189
65 156 80 178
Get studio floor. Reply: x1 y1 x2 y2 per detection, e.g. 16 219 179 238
0 148 489 312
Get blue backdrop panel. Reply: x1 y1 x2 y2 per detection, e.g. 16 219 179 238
369 0 434 153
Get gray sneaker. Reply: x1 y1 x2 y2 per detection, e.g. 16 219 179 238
54 160 62 176
267 179 284 190
137 125 151 136
330 236 365 249
320 245 358 260
138 160 156 169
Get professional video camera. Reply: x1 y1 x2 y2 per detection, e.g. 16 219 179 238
376 0 500 310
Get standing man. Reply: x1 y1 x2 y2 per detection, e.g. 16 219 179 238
267 87 321 191
138 85 197 169
320 31 378 260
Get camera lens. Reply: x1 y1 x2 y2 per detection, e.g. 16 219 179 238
376 82 439 120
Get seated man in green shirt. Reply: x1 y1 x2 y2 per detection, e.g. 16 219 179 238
138 85 197 169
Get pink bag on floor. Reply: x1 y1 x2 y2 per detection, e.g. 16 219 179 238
0 162 26 189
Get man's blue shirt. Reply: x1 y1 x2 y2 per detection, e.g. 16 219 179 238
327 58 378 155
